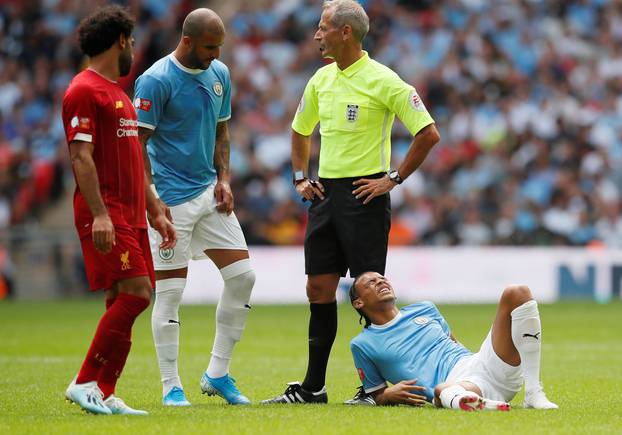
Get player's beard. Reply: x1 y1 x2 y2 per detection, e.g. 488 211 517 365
118 48 133 77
188 48 210 70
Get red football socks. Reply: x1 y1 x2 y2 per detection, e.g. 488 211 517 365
76 293 150 394
97 334 132 398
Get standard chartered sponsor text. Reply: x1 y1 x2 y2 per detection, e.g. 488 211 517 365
117 117 139 137
119 118 138 127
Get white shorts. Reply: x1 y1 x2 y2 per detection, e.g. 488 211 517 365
445 330 523 402
149 185 248 270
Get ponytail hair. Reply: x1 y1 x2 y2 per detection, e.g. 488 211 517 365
349 276 372 328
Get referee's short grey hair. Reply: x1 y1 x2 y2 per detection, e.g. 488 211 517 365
322 0 369 43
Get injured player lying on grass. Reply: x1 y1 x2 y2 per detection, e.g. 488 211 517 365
346 271 558 411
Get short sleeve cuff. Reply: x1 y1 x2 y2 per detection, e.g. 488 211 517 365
218 115 231 122
73 132 93 142
137 121 156 130
407 119 435 137
292 122 313 136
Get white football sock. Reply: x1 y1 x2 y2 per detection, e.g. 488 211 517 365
152 278 185 396
439 384 468 409
206 259 255 379
511 300 542 392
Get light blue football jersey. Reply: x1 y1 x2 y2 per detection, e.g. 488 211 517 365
350 301 472 402
134 54 232 206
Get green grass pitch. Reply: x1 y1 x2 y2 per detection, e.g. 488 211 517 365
1 300 620 434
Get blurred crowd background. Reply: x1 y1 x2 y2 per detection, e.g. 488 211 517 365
2 0 622 296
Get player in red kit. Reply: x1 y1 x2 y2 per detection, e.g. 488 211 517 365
61 6 176 415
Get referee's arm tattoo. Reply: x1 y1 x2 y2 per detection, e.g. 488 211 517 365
214 120 231 182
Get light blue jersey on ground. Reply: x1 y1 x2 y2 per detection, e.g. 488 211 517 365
350 301 472 402
134 54 231 206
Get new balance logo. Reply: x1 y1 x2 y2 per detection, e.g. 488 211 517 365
523 332 541 340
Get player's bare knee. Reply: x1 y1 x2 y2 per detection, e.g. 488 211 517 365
129 286 152 302
305 284 322 303
120 278 153 301
306 282 335 304
139 286 153 302
502 285 533 307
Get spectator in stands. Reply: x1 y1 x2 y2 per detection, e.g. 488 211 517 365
2 0 622 249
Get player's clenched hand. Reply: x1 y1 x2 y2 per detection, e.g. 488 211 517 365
296 179 325 201
151 214 177 249
383 380 427 407
92 214 115 254
215 181 234 215
352 176 396 204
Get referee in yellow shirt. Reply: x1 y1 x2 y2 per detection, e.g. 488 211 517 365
263 0 440 404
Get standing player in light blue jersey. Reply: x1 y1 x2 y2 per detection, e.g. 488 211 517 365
347 272 558 410
134 8 255 406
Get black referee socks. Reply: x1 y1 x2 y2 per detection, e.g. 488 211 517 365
302 301 338 393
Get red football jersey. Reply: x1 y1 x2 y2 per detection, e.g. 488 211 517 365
62 69 147 236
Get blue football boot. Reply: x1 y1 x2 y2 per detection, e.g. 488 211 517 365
200 373 250 405
163 386 191 406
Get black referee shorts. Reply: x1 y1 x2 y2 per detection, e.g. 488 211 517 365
304 172 391 278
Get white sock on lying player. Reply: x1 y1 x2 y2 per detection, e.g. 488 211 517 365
439 385 483 411
511 300 558 409
510 300 542 392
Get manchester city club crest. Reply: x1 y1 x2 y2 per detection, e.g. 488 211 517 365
346 104 359 122
159 247 174 261
213 81 223 96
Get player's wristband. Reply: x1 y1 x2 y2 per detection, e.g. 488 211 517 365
293 170 307 186
150 184 159 199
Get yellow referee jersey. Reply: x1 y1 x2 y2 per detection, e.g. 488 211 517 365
292 51 435 179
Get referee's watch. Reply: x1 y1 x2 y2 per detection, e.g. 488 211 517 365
388 169 404 185
293 170 306 186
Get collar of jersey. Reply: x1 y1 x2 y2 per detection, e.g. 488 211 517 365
168 53 205 75
86 68 117 83
336 50 369 78
370 310 403 330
